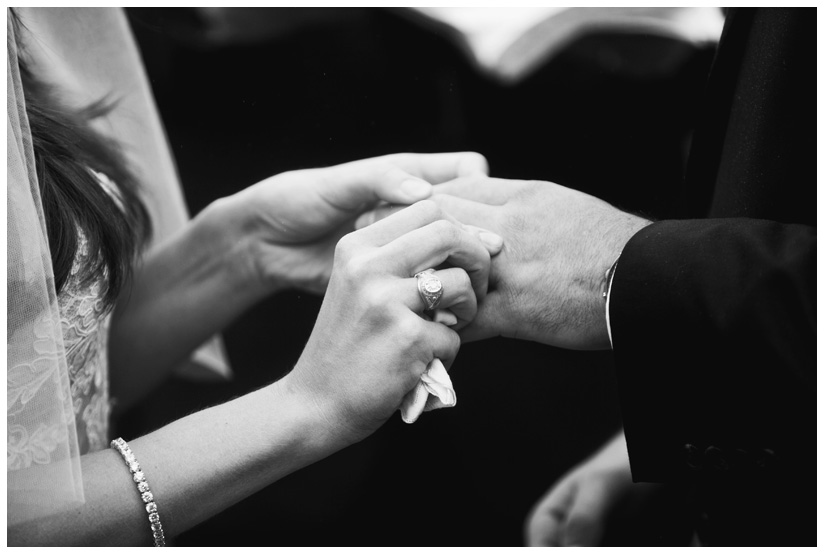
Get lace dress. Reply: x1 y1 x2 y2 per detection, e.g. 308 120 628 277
6 228 113 473
58 227 112 455
59 170 123 455
7 170 116 468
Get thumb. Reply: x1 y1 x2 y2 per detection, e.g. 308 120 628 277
320 165 433 211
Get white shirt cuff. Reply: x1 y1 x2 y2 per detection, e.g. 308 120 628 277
605 260 618 349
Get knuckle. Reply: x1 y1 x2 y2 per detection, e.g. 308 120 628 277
413 199 441 221
361 283 390 314
431 219 457 242
455 269 472 292
340 252 372 282
334 232 358 260
448 329 461 353
395 315 424 346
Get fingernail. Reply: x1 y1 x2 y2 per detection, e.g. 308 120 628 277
354 212 372 230
400 178 432 200
433 309 458 327
479 231 503 251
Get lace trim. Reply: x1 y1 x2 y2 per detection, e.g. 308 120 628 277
8 170 116 468
59 220 113 455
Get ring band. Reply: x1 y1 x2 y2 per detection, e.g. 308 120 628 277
415 269 443 311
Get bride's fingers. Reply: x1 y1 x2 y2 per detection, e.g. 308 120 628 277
399 268 477 329
354 201 400 230
320 152 489 209
419 318 462 370
355 202 503 256
353 200 447 247
317 163 432 209
383 220 491 300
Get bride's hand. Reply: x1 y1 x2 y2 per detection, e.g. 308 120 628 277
280 200 496 444
219 152 491 295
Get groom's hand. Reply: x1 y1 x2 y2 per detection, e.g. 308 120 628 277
433 176 650 349
360 175 650 349
221 152 492 296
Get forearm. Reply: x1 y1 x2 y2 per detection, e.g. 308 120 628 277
8 378 344 546
108 195 272 408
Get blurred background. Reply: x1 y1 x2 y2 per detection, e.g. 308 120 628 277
116 7 719 546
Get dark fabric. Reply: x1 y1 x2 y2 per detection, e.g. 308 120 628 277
611 8 816 546
683 8 816 225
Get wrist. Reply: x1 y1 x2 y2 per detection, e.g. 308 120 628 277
589 212 652 349
266 371 359 458
198 193 285 299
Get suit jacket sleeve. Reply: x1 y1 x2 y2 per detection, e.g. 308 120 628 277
609 218 815 483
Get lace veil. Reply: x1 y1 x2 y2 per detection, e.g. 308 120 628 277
7 7 229 525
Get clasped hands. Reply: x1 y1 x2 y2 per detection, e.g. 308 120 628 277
357 171 652 350
212 151 652 545
216 151 648 441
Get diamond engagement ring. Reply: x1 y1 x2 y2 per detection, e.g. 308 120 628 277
415 269 443 311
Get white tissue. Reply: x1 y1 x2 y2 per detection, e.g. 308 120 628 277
400 358 457 424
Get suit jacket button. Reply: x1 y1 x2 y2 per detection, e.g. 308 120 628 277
685 443 703 470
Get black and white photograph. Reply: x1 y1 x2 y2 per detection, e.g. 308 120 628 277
6 6 816 547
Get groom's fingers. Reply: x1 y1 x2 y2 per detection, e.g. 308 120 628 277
354 196 498 229
354 194 501 234
355 201 504 257
319 152 490 209
386 152 490 183
456 290 508 343
355 198 503 257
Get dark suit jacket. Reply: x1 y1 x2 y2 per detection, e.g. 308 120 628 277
609 8 815 545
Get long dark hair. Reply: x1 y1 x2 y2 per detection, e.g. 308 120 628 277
12 11 151 309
